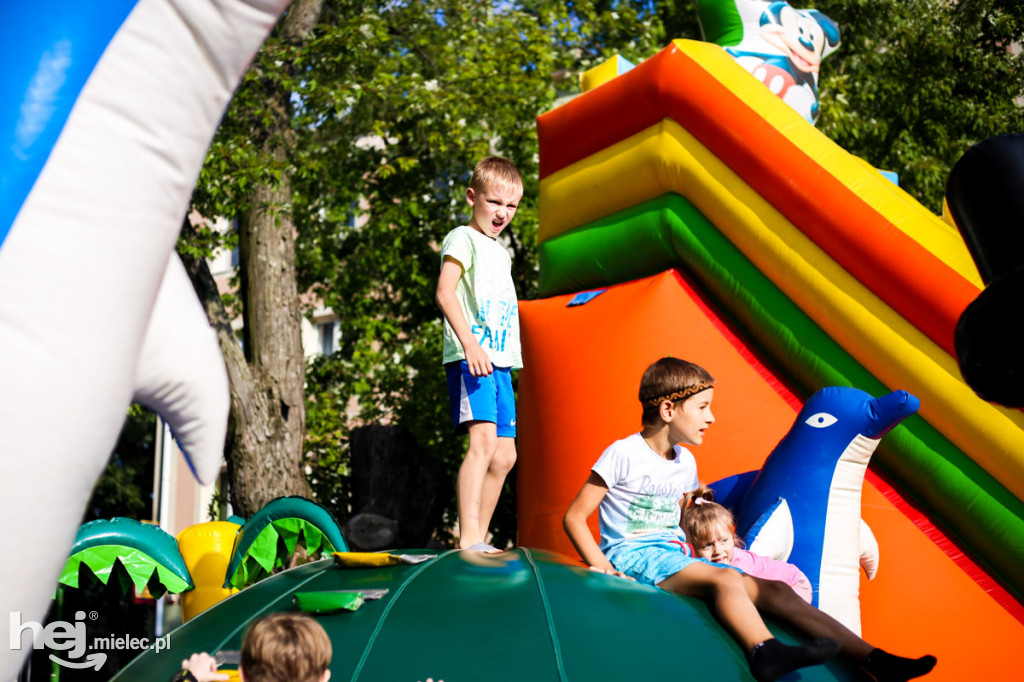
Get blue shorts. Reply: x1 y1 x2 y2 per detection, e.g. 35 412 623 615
444 361 516 437
605 536 738 586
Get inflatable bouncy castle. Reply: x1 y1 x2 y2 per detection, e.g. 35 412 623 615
516 38 1024 679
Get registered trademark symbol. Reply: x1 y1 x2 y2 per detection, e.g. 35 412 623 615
89 611 98 621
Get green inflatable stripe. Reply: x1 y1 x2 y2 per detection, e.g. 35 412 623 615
539 193 1024 601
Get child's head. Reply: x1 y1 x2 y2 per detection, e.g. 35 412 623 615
469 156 522 196
638 357 715 425
682 486 741 564
240 612 332 682
466 156 523 239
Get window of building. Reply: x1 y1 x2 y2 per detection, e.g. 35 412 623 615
318 320 339 356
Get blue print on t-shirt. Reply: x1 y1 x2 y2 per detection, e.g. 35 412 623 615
472 299 516 352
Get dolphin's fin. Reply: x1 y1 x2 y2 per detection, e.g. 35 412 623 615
745 498 794 561
859 518 880 580
133 255 229 485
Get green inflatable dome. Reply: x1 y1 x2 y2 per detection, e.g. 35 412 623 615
115 548 861 681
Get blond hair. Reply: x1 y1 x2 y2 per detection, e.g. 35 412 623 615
240 613 331 682
469 156 522 194
682 485 744 550
638 357 715 424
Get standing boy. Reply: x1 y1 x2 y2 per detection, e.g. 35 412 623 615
435 156 524 552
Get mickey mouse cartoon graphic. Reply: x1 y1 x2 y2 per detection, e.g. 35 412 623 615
699 0 840 123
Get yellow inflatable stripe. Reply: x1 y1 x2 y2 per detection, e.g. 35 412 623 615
672 39 982 286
540 123 665 240
540 119 1024 501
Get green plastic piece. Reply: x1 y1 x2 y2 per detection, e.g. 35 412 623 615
293 591 365 613
58 518 192 594
224 497 348 589
539 193 1024 601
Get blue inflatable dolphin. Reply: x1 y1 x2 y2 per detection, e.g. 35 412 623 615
732 387 919 635
1 1 288 676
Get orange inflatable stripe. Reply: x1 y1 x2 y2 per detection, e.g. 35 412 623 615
537 41 977 355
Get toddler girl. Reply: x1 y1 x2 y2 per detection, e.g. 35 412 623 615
683 486 813 603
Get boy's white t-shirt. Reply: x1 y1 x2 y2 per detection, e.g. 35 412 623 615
591 433 700 553
440 225 522 369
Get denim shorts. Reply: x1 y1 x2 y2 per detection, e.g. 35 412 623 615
605 535 738 586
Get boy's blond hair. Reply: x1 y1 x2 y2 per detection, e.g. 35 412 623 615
469 156 522 194
638 357 715 424
240 613 332 682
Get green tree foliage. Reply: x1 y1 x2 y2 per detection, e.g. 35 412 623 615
83 405 156 522
657 0 703 42
812 0 1024 212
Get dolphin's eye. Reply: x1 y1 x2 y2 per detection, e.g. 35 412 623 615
805 412 838 428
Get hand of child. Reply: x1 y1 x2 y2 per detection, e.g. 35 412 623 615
589 565 634 580
180 653 229 682
463 342 493 377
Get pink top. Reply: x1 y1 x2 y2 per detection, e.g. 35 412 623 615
730 548 814 603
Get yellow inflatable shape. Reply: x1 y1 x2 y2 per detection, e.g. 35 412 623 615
540 118 1024 502
177 521 241 622
580 55 635 93
666 39 982 287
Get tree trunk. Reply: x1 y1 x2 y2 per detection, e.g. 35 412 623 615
182 0 324 517
228 168 311 515
179 209 311 517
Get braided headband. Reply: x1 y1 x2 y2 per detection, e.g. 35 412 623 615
641 381 714 408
